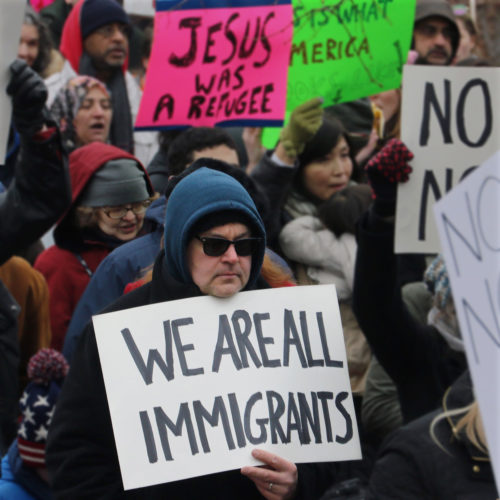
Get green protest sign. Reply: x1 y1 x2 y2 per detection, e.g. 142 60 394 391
262 0 416 148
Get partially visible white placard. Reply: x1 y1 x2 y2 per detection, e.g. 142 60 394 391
0 1 26 164
94 285 361 490
124 0 155 17
434 150 500 494
396 65 500 253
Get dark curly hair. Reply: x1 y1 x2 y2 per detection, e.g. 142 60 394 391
166 127 238 176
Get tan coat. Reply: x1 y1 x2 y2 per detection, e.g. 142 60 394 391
0 257 51 391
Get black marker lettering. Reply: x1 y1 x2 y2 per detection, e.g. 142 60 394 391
254 313 280 367
283 309 307 367
169 17 202 68
419 80 452 146
154 404 198 460
266 390 288 443
140 410 157 463
244 392 268 444
203 22 222 64
335 392 353 444
193 396 235 453
121 326 173 384
231 310 262 368
212 314 243 372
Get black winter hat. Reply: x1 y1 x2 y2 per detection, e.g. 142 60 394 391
81 0 130 40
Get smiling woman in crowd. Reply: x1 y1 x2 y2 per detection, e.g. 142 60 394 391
34 143 155 351
250 98 360 259
17 6 54 77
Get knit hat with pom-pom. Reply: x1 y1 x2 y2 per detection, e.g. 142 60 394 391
17 349 69 467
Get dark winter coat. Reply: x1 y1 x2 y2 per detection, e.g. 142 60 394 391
62 197 166 361
250 151 297 251
40 0 72 48
46 252 336 499
0 128 70 267
146 148 170 194
368 373 497 499
0 127 70 454
352 211 466 423
0 282 20 456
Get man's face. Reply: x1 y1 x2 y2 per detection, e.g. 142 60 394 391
191 145 239 168
186 222 252 298
413 17 455 65
83 23 129 71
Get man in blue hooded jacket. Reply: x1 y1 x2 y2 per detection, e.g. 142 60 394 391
47 163 337 499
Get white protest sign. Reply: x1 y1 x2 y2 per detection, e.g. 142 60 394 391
396 65 500 254
123 0 155 17
0 1 26 164
434 150 500 493
94 285 360 491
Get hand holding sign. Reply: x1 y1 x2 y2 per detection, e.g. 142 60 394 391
241 449 298 500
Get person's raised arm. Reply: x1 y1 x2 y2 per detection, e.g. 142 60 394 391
250 98 323 249
0 60 71 265
352 139 424 395
275 97 323 165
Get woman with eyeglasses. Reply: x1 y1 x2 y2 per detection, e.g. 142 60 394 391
34 142 155 351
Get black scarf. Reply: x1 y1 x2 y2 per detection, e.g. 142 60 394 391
79 52 134 154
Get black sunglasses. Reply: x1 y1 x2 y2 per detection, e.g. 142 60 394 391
196 236 262 257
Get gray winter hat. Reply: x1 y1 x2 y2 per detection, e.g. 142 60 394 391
414 0 460 57
79 158 149 207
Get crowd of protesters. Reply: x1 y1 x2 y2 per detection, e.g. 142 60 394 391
0 0 497 499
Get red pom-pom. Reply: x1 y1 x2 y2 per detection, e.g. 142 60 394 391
27 348 69 385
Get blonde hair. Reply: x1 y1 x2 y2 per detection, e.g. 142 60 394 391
430 400 488 456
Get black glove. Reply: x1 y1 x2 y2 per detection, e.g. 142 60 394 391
365 138 413 217
7 59 48 137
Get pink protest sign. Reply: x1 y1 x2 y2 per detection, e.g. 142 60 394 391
135 1 293 130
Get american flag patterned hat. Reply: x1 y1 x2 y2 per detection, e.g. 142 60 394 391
17 348 69 467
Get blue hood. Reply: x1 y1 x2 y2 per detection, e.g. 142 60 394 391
144 196 166 227
164 167 266 290
0 441 52 500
